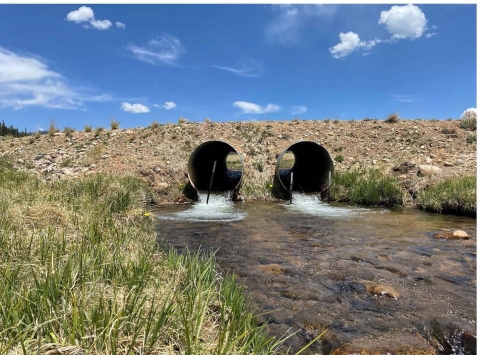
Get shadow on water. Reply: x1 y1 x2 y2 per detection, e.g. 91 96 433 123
153 194 476 354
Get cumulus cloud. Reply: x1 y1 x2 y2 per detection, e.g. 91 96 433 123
461 108 476 118
233 101 280 114
378 4 427 40
154 101 177 110
127 35 185 65
292 106 307 115
0 46 111 110
330 5 434 59
121 102 150 113
267 4 338 43
66 6 115 31
116 22 126 29
213 59 263 77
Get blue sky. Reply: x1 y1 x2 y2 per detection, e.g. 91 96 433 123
0 4 476 131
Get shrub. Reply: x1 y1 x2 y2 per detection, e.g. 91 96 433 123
330 168 403 206
48 121 57 137
110 118 120 130
204 117 211 123
324 118 331 123
418 176 476 216
441 127 456 135
253 161 264 172
63 126 74 138
334 154 344 163
333 119 339 124
84 125 92 132
95 127 104 135
34 132 41 139
460 110 477 131
467 133 476 144
178 117 188 124
385 113 399 123
150 120 160 129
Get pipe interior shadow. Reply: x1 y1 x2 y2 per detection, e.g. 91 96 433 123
188 141 244 192
274 141 334 197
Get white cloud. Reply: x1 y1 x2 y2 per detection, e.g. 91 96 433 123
425 32 437 38
90 19 112 31
66 6 94 23
329 32 362 59
127 35 185 65
121 102 150 113
116 22 126 29
213 59 263 77
292 106 307 115
267 4 338 43
461 108 476 118
390 94 420 103
378 4 427 40
232 101 280 114
0 46 111 110
163 101 176 110
66 6 113 31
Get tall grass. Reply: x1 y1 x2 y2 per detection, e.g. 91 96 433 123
0 162 280 354
330 168 403 206
417 176 476 216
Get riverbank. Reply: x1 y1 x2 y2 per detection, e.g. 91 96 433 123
0 117 476 213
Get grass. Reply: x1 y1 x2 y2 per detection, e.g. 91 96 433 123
84 125 92 132
460 111 476 131
334 154 344 163
467 133 476 144
385 113 399 123
330 168 403 206
110 118 120 130
48 121 57 137
64 126 75 138
150 120 160 129
0 162 284 355
417 176 476 216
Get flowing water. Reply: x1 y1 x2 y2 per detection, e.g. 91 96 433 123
154 193 476 354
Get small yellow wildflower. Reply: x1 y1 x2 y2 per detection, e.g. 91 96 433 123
269 184 273 188
143 212 150 217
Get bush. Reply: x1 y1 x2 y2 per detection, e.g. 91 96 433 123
150 120 160 129
204 117 211 123
460 110 477 131
385 113 399 123
110 118 120 130
84 125 92 132
63 126 74 138
48 121 57 137
330 168 403 206
418 176 476 216
441 127 456 134
467 133 476 144
178 117 188 124
334 154 344 163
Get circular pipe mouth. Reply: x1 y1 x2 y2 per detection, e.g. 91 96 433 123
275 141 334 194
188 140 244 192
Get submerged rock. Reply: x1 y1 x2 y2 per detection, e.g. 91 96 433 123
365 283 400 299
434 230 470 240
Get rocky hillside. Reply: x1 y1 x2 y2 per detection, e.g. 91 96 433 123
1 118 476 205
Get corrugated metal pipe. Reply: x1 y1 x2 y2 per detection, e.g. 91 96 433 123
274 141 334 198
187 140 244 192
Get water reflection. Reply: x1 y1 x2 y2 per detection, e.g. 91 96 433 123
154 200 476 354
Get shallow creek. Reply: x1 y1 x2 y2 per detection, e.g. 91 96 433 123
154 193 476 354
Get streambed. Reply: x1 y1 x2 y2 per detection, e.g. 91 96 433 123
154 194 476 354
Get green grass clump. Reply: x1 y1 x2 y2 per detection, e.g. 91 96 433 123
417 176 476 216
330 168 403 206
467 133 476 144
334 154 344 163
0 162 279 354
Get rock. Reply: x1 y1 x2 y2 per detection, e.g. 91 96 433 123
62 168 73 176
434 230 470 240
444 161 454 167
418 165 442 176
34 154 45 160
426 157 433 164
393 161 416 173
366 283 400 299
156 182 169 189
456 159 464 165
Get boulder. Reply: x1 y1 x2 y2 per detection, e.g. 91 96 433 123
434 230 470 240
418 165 442 176
366 283 400 299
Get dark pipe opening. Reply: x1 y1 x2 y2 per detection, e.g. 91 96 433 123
275 141 334 197
188 140 243 192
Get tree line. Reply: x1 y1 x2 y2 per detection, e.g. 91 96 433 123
0 121 29 137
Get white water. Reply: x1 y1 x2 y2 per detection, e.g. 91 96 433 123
283 193 383 217
157 192 247 222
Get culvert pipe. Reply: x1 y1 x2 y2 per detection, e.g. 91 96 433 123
275 141 334 195
187 140 244 192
